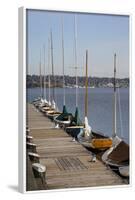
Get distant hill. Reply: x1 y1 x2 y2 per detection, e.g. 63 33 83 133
26 75 129 88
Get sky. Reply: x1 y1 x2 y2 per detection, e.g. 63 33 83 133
27 9 129 78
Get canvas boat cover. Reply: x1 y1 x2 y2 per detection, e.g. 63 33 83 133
108 141 129 164
55 105 73 121
72 107 83 126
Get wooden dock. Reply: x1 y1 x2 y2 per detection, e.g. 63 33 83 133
26 103 127 191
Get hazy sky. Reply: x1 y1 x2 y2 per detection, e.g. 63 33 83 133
27 9 129 78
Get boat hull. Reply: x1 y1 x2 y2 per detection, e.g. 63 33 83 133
102 137 129 173
119 166 129 177
80 138 112 152
77 129 112 152
47 112 62 120
66 126 84 138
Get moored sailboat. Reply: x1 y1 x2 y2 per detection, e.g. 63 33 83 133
33 50 45 108
66 15 84 135
41 38 53 113
54 18 74 127
38 46 51 111
77 50 112 151
102 54 129 171
44 30 61 119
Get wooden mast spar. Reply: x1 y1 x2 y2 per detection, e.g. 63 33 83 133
85 50 88 118
113 53 117 138
39 49 42 99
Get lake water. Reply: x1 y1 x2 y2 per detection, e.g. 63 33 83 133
27 87 129 144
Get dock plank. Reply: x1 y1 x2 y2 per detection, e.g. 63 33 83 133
26 103 126 191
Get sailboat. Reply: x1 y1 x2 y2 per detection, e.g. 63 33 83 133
44 30 61 119
41 38 52 113
102 53 129 174
33 50 45 108
55 16 81 131
65 15 83 134
77 50 112 151
54 18 74 127
42 45 49 106
38 46 51 112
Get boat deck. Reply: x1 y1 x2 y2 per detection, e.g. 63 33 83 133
26 103 126 191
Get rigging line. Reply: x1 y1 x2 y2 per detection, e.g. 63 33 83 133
118 86 124 139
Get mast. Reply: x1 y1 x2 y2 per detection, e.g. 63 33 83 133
48 38 51 104
84 49 92 136
113 53 117 138
74 15 78 108
62 18 65 106
43 44 46 100
85 50 88 118
50 30 55 102
39 49 42 98
73 14 81 126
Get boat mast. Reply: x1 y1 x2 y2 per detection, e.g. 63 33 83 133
113 53 117 138
43 45 45 100
62 18 65 106
74 15 78 108
84 49 92 135
50 30 55 102
85 50 88 118
48 38 51 104
39 49 42 98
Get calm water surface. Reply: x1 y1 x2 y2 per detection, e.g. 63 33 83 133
27 87 129 144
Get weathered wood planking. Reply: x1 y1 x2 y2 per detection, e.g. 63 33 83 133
27 103 126 190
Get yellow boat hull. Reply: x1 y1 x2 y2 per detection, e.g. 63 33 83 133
91 138 112 149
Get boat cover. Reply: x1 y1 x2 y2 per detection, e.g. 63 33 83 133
55 105 73 121
108 141 129 164
72 107 83 126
